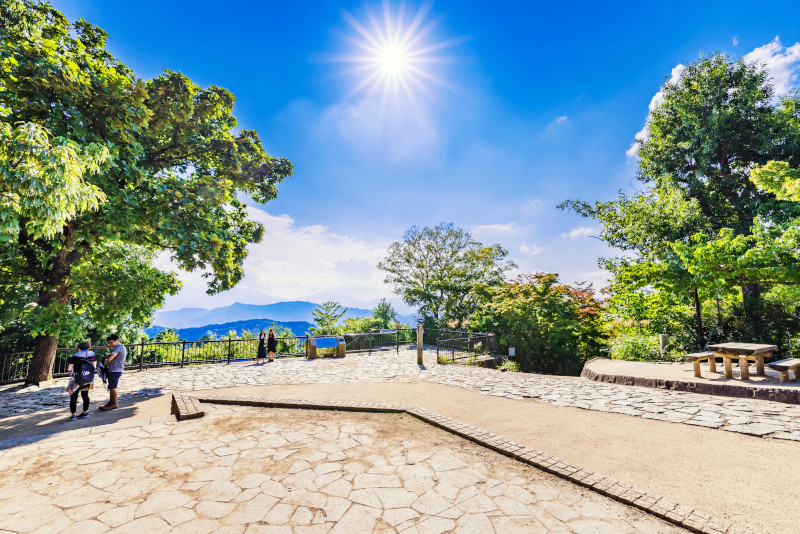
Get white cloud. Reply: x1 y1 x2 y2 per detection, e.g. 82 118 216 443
561 226 598 239
627 64 685 158
744 37 800 95
472 222 518 236
732 36 739 46
157 207 395 310
519 241 543 256
317 96 443 162
554 115 568 124
628 37 800 159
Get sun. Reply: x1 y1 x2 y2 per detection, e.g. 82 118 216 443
331 2 463 102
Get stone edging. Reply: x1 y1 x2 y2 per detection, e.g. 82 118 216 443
171 393 205 420
177 393 747 534
581 358 800 405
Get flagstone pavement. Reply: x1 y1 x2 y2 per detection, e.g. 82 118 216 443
3 347 800 440
0 404 684 533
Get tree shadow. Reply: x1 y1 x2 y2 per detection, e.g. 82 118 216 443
0 384 171 445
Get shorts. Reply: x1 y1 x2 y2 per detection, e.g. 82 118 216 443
108 372 122 390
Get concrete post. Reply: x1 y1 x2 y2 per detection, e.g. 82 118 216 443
416 325 423 365
658 334 669 355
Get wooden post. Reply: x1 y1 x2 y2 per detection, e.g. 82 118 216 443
721 353 732 378
739 356 750 380
416 325 423 365
756 353 766 376
693 360 702 378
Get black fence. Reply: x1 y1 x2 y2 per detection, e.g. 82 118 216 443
0 327 497 383
435 333 496 364
0 329 423 384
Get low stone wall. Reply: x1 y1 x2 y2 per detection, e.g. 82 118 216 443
581 357 800 404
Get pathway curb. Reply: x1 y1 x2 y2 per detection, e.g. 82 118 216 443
582 358 800 405
179 393 749 534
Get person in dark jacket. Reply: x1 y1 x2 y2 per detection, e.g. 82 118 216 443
267 329 277 362
66 341 96 421
257 329 267 365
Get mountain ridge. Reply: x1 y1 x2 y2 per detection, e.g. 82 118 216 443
154 301 416 329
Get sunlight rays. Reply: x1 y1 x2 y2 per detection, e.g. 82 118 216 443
330 1 464 110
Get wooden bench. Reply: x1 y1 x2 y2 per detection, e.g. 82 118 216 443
767 358 800 383
684 351 716 377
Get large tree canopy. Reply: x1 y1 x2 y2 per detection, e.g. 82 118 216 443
0 1 293 383
563 53 800 346
378 223 516 326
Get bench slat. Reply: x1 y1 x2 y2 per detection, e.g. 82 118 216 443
767 358 800 370
683 352 714 360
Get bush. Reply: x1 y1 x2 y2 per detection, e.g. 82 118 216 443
609 331 673 361
498 357 520 372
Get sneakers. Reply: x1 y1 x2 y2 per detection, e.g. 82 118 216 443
98 403 118 411
67 414 77 421
77 412 89 419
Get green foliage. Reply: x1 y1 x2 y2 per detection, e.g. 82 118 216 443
561 53 800 352
372 298 398 329
378 222 515 326
310 301 347 335
608 330 661 361
472 273 605 375
342 316 382 333
155 328 180 342
0 1 292 381
498 357 520 372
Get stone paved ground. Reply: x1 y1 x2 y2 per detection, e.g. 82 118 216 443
3 347 800 440
0 405 684 533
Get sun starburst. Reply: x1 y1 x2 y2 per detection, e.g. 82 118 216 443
332 2 463 104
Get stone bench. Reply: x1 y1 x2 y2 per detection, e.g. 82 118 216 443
683 351 716 377
767 358 800 383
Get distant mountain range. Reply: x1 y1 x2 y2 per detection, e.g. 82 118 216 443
144 318 314 340
146 301 417 340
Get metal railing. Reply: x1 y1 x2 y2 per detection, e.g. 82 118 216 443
342 328 416 354
436 333 496 364
0 336 309 384
0 327 498 383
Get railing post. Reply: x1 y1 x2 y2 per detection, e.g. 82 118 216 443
139 341 144 371
396 330 399 354
227 338 232 364
181 340 186 368
416 325 423 365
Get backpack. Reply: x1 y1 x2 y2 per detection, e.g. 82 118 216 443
72 351 96 388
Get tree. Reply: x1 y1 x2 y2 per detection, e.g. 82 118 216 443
371 298 397 329
310 301 347 335
0 1 293 383
471 273 605 375
378 223 516 326
563 53 800 344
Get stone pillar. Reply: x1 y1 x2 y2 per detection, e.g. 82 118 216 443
658 334 669 355
416 324 423 365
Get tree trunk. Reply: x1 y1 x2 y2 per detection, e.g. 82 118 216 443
25 335 59 385
692 286 705 348
741 283 763 339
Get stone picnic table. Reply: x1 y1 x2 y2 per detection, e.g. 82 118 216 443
707 342 777 380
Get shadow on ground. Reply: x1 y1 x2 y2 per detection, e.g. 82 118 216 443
0 385 172 441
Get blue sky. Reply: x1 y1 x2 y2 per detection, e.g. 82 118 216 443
53 0 800 312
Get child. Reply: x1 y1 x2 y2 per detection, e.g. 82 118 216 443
66 341 96 421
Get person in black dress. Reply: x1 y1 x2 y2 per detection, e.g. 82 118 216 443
257 329 267 365
267 329 277 362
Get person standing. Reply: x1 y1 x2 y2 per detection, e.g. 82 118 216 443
99 334 126 411
267 329 277 362
66 341 96 421
257 329 267 365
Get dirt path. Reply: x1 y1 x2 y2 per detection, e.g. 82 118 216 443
205 381 798 533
